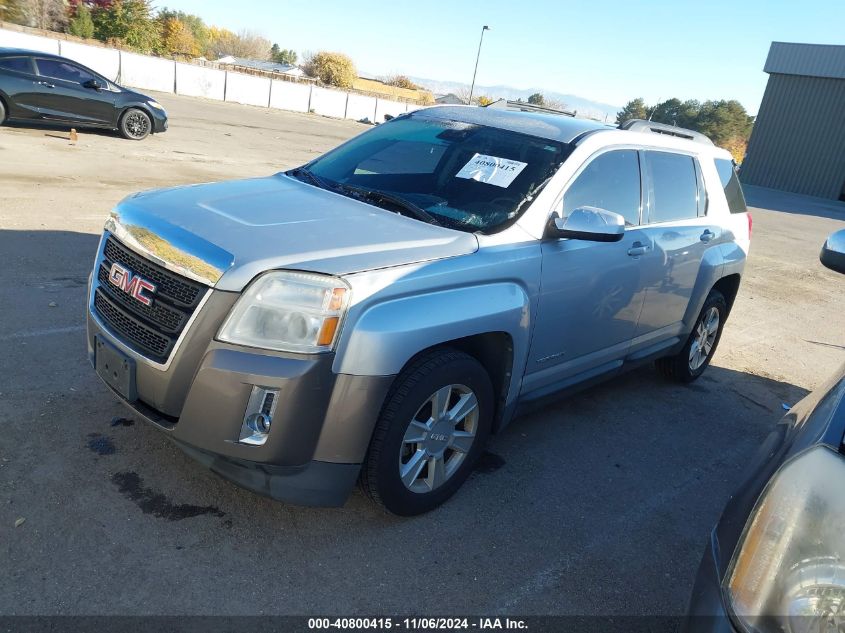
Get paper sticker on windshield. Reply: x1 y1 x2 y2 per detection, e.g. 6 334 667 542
455 154 527 188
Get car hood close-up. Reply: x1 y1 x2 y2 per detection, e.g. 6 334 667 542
110 174 479 291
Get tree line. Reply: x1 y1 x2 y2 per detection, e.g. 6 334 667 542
0 0 298 64
617 97 754 162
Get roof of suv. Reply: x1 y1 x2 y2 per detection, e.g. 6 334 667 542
412 106 727 156
412 105 610 144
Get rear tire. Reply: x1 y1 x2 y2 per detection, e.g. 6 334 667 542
0 99 6 125
119 107 151 140
656 289 727 383
361 349 494 516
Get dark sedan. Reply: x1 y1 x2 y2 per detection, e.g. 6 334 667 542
685 229 845 633
0 47 167 140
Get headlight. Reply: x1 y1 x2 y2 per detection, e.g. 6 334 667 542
218 271 350 353
726 446 845 633
147 100 165 111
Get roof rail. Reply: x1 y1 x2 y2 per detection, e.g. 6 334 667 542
619 119 713 145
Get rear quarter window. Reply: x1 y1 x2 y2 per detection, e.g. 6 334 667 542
715 159 748 214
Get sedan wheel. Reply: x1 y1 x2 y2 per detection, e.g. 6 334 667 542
120 108 151 140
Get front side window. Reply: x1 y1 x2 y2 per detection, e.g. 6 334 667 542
0 57 33 73
301 116 571 233
35 58 94 84
715 158 748 214
645 151 699 223
562 149 641 226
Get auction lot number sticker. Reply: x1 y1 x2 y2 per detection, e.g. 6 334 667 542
454 154 528 188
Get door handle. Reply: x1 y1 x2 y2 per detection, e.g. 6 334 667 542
700 229 716 243
627 241 651 257
37 81 55 88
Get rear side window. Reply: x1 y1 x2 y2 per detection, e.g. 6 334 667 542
715 159 748 214
645 151 699 223
0 57 32 73
35 58 94 84
563 149 641 226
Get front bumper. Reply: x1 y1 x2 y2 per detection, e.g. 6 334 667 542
683 533 737 633
87 293 394 507
150 109 168 133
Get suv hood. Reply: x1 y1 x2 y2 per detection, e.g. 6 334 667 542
108 174 479 291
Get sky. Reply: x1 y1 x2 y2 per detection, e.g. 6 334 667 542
159 0 844 115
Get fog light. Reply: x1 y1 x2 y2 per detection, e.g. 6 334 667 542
239 387 279 445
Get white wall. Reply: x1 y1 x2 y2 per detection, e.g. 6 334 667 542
345 93 377 121
375 98 407 123
120 51 174 93
175 62 225 101
269 80 311 113
59 40 120 81
0 29 59 54
224 71 270 107
0 26 419 120
310 86 347 118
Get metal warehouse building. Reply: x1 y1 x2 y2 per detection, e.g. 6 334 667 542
741 42 845 201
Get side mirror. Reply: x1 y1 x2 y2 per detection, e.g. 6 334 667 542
820 229 845 274
84 78 105 91
546 206 625 242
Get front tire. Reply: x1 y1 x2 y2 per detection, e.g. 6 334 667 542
361 349 494 516
119 107 151 140
656 289 727 383
0 99 6 125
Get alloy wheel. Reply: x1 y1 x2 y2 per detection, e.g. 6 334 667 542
689 306 720 371
124 111 150 139
399 384 479 494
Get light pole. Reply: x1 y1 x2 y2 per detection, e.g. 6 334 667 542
468 25 490 105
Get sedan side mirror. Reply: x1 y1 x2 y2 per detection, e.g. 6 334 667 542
820 229 845 274
84 78 105 91
546 206 625 242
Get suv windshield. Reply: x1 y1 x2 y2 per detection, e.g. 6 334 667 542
297 115 571 233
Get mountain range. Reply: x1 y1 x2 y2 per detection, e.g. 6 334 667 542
409 76 621 121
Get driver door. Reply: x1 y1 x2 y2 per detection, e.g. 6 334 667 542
522 149 651 397
32 58 115 126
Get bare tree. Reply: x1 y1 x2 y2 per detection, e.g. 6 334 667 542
14 0 67 30
229 29 272 60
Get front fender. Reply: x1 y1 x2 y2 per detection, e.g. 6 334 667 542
334 282 532 405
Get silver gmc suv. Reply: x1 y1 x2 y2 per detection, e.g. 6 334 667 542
86 106 750 515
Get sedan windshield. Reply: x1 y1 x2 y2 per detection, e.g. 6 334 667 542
297 115 571 233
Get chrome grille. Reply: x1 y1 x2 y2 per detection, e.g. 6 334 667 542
93 236 208 363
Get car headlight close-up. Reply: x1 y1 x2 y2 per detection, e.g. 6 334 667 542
218 271 350 353
726 446 845 633
147 100 165 111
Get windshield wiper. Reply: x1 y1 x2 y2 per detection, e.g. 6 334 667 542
288 166 334 191
335 184 442 227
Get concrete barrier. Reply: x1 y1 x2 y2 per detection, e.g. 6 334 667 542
175 62 225 101
0 28 59 54
59 40 120 81
310 86 347 118
269 80 311 113
345 93 377 121
120 51 174 93
224 71 270 107
375 98 407 123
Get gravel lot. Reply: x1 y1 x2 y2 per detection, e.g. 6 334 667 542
1 92 844 617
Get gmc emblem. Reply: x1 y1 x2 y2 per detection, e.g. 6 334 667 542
107 262 156 306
